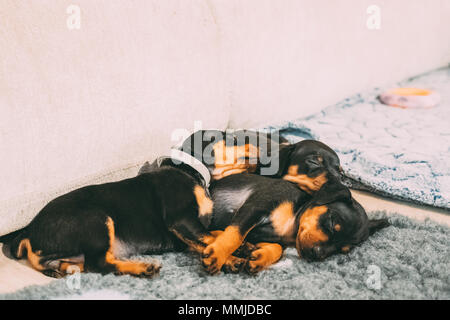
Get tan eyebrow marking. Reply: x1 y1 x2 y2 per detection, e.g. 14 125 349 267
297 205 329 249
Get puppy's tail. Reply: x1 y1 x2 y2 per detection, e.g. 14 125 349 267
0 227 29 259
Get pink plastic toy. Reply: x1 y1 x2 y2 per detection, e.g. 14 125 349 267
379 88 440 109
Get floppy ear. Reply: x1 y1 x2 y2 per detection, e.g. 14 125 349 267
273 144 295 177
368 218 390 235
138 161 155 175
313 179 352 205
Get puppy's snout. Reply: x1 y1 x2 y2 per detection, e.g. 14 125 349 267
300 246 326 262
299 245 330 262
313 246 323 258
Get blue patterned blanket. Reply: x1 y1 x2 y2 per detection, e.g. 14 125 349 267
264 67 450 209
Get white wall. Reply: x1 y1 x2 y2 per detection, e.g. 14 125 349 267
0 0 229 219
0 0 449 234
216 0 450 128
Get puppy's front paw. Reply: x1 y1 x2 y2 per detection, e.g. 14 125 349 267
222 256 247 274
234 241 258 258
246 249 269 274
114 261 161 278
138 262 161 278
202 243 228 275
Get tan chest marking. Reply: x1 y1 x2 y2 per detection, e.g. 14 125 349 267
270 201 296 238
194 185 213 216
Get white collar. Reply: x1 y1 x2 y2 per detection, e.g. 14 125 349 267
159 148 211 187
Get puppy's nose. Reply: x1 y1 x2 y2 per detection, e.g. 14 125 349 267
301 246 325 261
312 246 324 259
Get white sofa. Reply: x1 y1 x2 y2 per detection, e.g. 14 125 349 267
1 0 449 235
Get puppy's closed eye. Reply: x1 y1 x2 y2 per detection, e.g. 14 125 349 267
305 155 325 171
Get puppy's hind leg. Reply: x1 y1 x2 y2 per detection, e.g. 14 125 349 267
84 217 160 278
16 238 47 272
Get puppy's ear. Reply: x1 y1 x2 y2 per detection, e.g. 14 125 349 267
313 179 351 205
138 161 152 175
273 144 295 177
368 218 390 236
278 135 290 145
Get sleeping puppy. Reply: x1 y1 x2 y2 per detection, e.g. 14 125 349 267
175 130 388 273
178 130 342 194
0 160 246 278
203 173 389 274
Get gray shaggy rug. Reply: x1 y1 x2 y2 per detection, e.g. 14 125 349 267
1 212 449 300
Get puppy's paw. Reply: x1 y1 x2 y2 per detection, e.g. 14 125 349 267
42 269 65 279
114 261 161 278
245 249 269 274
222 256 247 274
202 244 228 275
138 262 161 278
234 241 258 258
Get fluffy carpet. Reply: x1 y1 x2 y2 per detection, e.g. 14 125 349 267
1 212 449 300
263 67 450 209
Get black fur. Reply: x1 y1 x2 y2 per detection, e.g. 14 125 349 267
207 173 388 262
208 174 310 245
2 166 215 277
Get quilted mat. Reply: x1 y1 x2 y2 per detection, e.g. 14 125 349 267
264 67 450 209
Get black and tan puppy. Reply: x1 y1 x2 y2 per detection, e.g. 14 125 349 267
203 173 389 274
178 130 342 193
0 161 245 278
176 130 388 273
